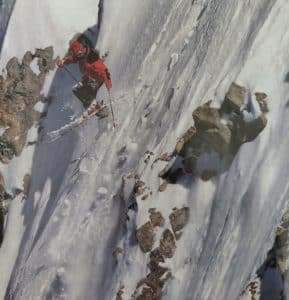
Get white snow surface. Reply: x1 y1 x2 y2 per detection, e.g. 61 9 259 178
0 0 289 299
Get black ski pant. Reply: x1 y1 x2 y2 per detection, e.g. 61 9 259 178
72 77 102 109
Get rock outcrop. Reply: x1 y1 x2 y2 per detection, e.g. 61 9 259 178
221 82 245 113
169 207 190 239
0 47 55 163
0 47 55 245
240 210 289 299
171 83 268 177
136 222 155 253
132 206 189 300
149 208 165 228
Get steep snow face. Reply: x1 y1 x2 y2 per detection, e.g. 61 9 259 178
0 0 16 51
1 0 289 299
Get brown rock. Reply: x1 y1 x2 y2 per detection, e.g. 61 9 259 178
141 194 149 201
136 287 156 300
175 126 197 155
34 46 55 73
158 153 172 162
159 181 168 192
243 113 267 143
134 180 146 197
159 229 176 258
202 125 231 157
149 209 164 227
22 51 34 65
136 222 155 253
0 47 55 163
255 92 269 113
145 150 154 156
146 272 165 291
221 82 245 113
150 248 165 264
116 286 124 300
148 259 168 279
169 207 190 235
193 101 222 130
6 57 22 81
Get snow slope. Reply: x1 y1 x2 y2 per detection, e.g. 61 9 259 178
0 0 16 53
1 0 289 299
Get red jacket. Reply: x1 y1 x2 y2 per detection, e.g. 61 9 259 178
63 41 112 90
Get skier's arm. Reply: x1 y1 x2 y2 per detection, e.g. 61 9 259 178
89 65 112 89
57 53 77 68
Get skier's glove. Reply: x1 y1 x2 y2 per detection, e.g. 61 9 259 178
57 59 66 68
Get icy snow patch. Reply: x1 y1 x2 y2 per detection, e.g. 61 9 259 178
97 187 108 195
30 58 41 76
168 53 179 70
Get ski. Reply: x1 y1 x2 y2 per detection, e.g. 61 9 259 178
40 103 108 144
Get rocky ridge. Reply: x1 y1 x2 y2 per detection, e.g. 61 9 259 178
0 47 55 247
0 47 55 163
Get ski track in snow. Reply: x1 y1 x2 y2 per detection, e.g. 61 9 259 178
1 0 289 299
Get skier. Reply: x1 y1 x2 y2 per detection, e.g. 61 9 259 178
57 34 112 112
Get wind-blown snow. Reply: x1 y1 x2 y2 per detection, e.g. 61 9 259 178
1 0 289 299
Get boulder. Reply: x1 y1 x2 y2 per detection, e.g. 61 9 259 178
149 209 165 227
201 124 231 157
22 51 34 65
6 57 22 81
35 46 55 73
116 287 124 300
193 101 222 131
169 207 190 236
136 286 159 300
175 126 197 155
136 222 155 253
159 229 176 258
243 113 267 143
0 47 55 163
134 180 146 197
150 248 165 264
158 181 168 192
148 259 168 279
221 82 245 113
172 83 268 179
255 92 269 113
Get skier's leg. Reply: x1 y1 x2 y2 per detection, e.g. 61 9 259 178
72 78 97 109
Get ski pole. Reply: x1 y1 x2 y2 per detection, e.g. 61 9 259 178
108 90 116 128
63 66 79 83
